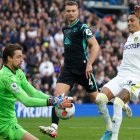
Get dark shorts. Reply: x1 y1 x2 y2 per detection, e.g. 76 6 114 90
57 66 98 93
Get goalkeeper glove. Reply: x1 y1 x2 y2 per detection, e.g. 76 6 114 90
47 95 73 108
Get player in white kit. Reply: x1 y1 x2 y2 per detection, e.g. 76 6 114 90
96 6 140 140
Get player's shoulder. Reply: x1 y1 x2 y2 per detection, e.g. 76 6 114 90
62 20 88 30
128 31 140 38
16 69 26 79
0 68 14 82
72 20 89 30
134 30 140 35
0 66 10 75
0 67 24 82
80 22 89 30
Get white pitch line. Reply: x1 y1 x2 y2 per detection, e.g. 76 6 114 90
69 126 104 129
69 126 140 130
121 127 140 130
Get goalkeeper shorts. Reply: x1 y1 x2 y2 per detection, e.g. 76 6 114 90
0 123 26 140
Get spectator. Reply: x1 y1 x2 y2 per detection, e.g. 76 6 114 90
39 54 54 77
0 0 139 104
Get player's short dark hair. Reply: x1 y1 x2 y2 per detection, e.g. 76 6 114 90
2 43 23 64
128 11 140 23
65 0 79 8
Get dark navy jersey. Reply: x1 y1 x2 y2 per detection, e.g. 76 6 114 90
62 19 94 74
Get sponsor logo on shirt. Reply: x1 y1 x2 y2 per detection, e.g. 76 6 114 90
64 36 71 47
64 29 71 35
72 27 78 32
123 43 140 50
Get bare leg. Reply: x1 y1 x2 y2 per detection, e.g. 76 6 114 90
22 132 39 140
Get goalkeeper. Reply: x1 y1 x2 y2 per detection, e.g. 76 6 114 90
0 43 72 140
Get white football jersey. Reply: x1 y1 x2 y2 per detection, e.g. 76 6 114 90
118 31 140 77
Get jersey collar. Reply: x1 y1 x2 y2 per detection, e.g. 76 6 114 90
68 19 79 28
3 65 16 75
133 30 140 35
130 30 140 36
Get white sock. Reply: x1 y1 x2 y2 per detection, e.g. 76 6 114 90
51 123 58 130
98 103 112 131
111 97 124 140
96 93 112 131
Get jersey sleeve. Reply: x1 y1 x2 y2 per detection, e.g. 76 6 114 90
3 74 48 107
19 70 49 99
81 24 94 40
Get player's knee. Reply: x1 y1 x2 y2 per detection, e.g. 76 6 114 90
114 97 124 107
117 89 130 103
95 93 108 104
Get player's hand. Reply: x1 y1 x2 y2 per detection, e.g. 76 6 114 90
86 62 93 79
134 5 140 18
61 96 74 109
48 95 73 108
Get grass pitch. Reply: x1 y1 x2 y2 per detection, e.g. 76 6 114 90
18 117 140 140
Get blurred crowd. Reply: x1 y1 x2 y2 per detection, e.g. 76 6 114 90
0 0 139 104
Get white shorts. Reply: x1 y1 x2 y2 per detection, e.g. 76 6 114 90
103 75 140 101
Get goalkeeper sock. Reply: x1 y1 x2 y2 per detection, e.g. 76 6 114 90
52 107 59 126
96 93 112 131
111 97 124 140
51 123 58 130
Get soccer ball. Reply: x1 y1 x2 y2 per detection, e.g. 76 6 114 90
55 103 75 120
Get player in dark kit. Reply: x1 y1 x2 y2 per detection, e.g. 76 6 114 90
39 0 100 137
60 19 98 91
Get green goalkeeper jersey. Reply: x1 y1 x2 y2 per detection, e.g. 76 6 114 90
0 65 49 133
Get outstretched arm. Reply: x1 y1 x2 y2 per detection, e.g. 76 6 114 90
3 75 71 107
20 70 49 99
22 78 49 99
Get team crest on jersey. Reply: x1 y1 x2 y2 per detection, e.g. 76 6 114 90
72 27 78 32
64 36 71 47
134 36 139 43
85 28 92 36
64 29 71 35
11 82 19 93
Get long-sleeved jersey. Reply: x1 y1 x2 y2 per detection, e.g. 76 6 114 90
0 65 49 133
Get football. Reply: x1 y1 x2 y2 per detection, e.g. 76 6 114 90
55 103 75 120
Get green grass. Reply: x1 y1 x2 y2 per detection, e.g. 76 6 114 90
17 117 140 140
